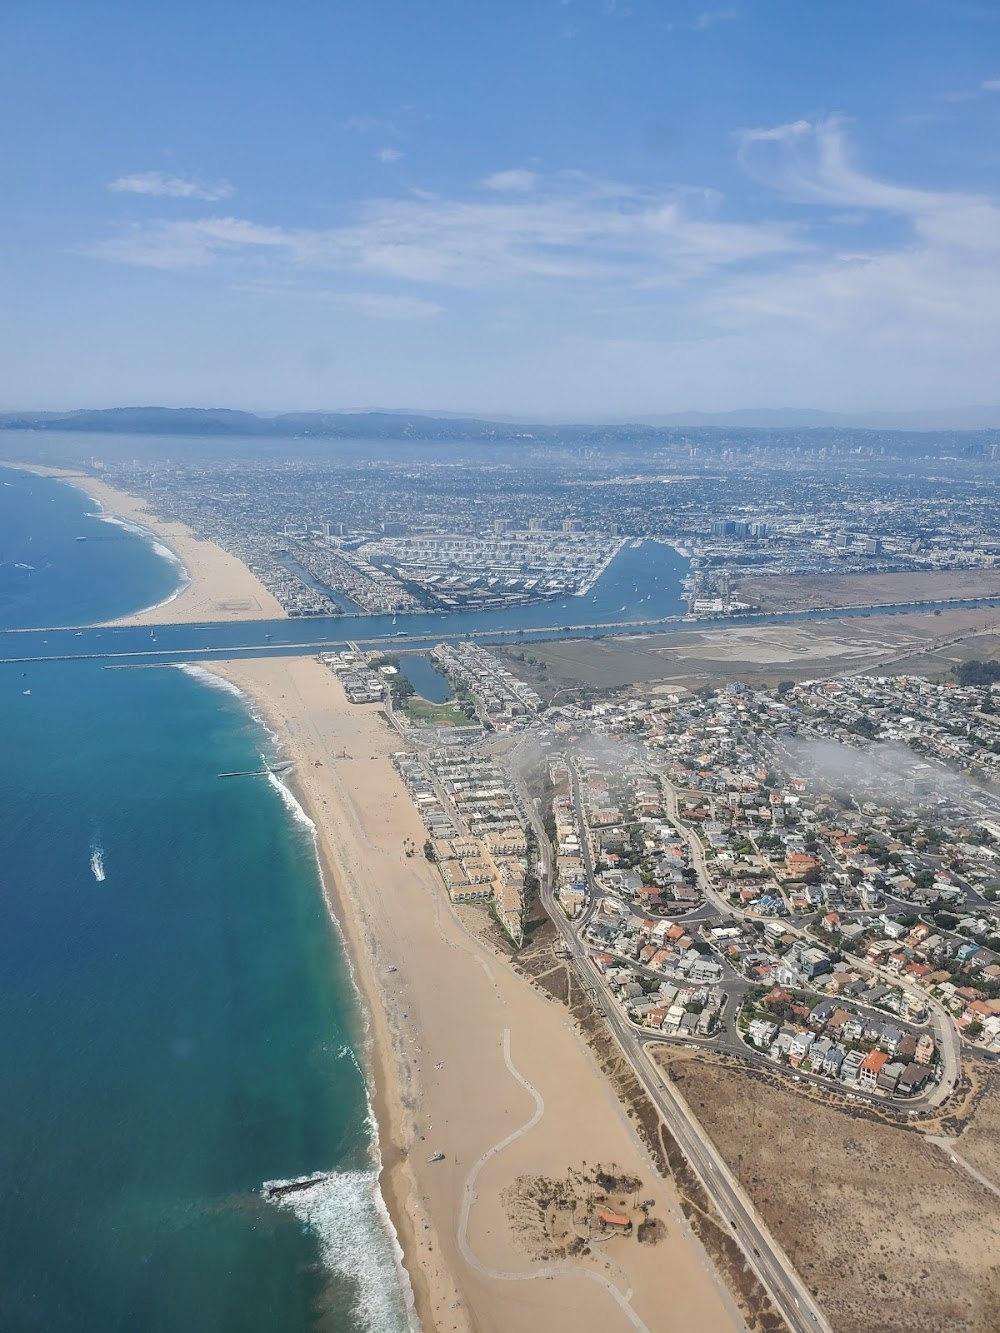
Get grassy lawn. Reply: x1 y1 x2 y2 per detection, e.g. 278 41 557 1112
401 697 478 727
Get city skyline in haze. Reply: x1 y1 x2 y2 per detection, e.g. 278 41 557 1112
3 0 1000 416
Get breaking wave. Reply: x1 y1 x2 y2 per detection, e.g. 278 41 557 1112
175 662 248 701
261 1168 417 1332
178 666 416 1328
92 510 191 611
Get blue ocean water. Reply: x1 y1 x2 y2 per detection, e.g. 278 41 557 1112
0 477 411 1332
0 469 183 629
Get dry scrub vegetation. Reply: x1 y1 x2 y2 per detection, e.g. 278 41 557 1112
509 924 789 1333
502 1166 661 1263
657 1048 1000 1333
954 1068 1000 1188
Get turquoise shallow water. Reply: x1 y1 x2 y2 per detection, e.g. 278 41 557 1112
0 476 410 1332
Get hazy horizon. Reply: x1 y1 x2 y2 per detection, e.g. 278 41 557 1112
3 402 1000 434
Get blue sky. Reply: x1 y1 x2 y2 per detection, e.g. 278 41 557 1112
2 0 999 416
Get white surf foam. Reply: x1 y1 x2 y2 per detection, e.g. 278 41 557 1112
261 769 419 1330
181 668 418 1328
92 511 191 611
261 1168 417 1332
265 768 317 834
90 845 105 882
175 662 249 701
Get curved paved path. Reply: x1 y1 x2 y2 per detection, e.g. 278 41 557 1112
456 1027 651 1332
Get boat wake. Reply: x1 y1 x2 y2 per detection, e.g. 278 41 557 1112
90 845 106 882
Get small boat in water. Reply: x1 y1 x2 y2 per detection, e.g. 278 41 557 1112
75 536 87 541
22 689 31 696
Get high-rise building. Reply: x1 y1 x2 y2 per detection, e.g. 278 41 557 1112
864 537 883 556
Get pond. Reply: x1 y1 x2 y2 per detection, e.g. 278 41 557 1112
398 652 452 703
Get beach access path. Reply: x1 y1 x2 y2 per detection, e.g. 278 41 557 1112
211 654 747 1333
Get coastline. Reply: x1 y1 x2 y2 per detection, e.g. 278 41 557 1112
4 463 286 625
207 653 746 1333
9 461 745 1328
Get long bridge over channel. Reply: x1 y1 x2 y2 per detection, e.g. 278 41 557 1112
2 595 1000 667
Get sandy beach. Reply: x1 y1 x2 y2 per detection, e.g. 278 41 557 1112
10 459 746 1328
211 652 745 1333
9 464 286 625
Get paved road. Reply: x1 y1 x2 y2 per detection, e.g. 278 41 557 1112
513 767 833 1333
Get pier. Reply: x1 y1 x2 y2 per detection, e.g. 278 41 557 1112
217 762 293 779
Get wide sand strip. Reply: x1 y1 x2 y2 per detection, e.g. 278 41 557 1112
212 653 745 1333
7 464 286 625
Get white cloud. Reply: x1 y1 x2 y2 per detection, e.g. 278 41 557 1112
81 217 289 269
738 119 812 145
690 7 737 29
737 115 1000 251
377 147 403 163
84 171 800 285
482 169 538 192
109 171 234 201
83 123 1000 409
983 79 1000 92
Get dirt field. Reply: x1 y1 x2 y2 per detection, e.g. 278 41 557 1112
498 607 1000 693
735 569 1000 613
653 1048 1000 1333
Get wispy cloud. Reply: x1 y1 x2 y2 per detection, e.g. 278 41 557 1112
80 217 288 269
377 147 403 163
690 7 737 30
689 116 1000 400
481 168 538 192
737 115 1000 250
233 279 443 320
85 119 1000 403
343 114 395 133
983 78 1000 92
84 171 800 287
109 171 234 202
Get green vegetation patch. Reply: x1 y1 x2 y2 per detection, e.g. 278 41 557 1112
402 697 479 727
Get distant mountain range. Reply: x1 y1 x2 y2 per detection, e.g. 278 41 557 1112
1 404 998 440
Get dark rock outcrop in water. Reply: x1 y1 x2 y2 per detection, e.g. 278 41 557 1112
260 1172 332 1202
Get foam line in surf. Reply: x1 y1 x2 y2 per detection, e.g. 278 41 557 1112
261 1168 418 1332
